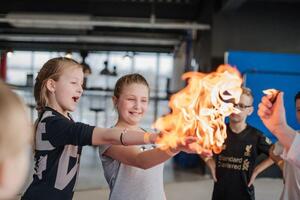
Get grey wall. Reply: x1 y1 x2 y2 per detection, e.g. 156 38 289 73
212 5 300 57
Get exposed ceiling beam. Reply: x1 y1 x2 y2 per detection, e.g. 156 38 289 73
0 41 174 53
0 34 180 46
0 13 211 31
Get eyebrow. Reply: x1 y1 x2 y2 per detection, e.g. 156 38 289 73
70 77 82 82
125 94 148 98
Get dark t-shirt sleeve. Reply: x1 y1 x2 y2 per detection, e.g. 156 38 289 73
257 132 272 155
44 115 95 147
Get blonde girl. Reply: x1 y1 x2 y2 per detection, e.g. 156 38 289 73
21 57 158 200
99 73 210 200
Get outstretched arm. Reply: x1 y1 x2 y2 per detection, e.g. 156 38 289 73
103 137 211 170
92 128 157 146
103 146 177 170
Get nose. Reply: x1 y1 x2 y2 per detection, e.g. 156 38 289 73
77 84 83 95
134 100 141 110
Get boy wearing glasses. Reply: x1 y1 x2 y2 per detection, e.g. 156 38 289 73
204 87 272 200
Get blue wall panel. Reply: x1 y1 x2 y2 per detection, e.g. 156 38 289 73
227 51 300 142
227 51 300 73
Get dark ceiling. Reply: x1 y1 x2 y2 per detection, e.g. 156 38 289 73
0 0 299 53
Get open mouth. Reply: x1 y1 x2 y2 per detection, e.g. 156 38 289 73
72 97 80 103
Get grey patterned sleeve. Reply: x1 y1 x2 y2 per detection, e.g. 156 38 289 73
98 144 112 156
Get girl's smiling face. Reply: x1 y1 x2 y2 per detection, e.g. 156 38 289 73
113 83 149 126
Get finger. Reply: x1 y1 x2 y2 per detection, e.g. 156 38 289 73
248 180 253 187
261 96 273 108
275 92 284 109
258 103 272 118
212 171 217 182
213 175 217 182
258 110 270 120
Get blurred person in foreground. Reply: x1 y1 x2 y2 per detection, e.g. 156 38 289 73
0 80 32 199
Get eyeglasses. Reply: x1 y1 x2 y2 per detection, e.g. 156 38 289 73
234 103 252 110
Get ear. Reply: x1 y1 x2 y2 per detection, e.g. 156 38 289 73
112 96 118 107
247 106 254 116
46 79 56 93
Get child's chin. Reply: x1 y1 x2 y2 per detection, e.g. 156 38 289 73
67 107 76 112
128 119 141 125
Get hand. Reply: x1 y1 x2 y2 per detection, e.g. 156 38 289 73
248 170 258 187
257 92 287 135
175 138 213 157
173 136 198 153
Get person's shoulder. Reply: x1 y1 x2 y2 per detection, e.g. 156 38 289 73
247 124 263 135
39 107 71 127
39 109 57 122
246 124 265 139
247 124 273 145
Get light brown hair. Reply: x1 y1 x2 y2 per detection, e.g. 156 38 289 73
0 80 32 163
241 87 254 105
114 73 150 98
34 57 82 113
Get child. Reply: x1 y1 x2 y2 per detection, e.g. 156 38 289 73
204 87 272 200
21 57 161 200
0 80 32 199
99 73 211 200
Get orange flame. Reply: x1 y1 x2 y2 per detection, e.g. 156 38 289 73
154 64 243 154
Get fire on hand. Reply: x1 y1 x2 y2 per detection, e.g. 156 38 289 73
154 64 243 154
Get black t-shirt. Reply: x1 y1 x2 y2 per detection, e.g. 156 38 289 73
22 107 95 200
212 124 271 200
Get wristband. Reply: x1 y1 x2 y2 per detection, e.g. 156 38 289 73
120 128 128 146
